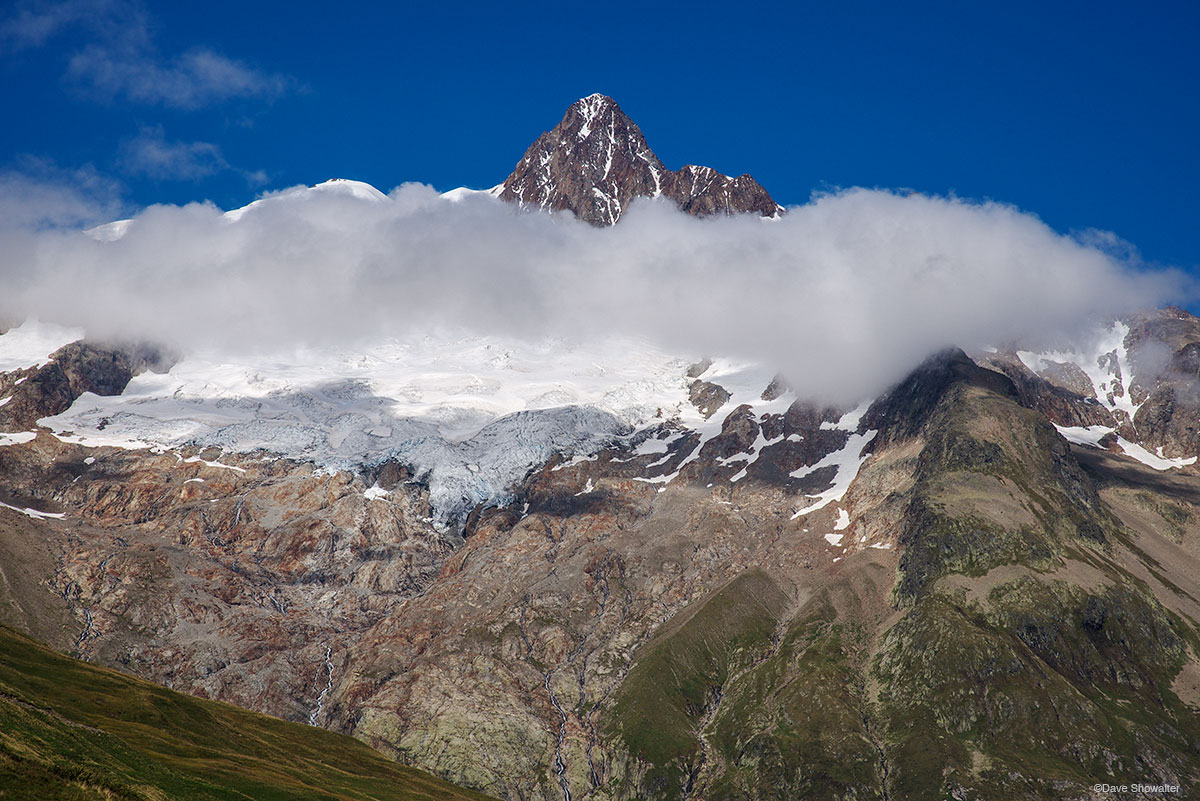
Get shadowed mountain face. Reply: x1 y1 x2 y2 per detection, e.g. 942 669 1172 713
497 94 782 225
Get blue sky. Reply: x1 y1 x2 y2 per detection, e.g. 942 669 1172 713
2 0 1198 272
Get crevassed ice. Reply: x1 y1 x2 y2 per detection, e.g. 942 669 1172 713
40 334 707 529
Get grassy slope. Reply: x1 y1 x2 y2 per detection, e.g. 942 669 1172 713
606 568 788 799
704 599 885 801
0 624 496 801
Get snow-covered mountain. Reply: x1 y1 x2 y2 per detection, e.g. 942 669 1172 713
5 93 1200 801
15 93 1200 539
85 178 392 241
12 94 1200 531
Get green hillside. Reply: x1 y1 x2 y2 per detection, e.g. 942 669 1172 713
0 624 496 801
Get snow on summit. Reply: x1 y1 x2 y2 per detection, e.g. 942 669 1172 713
223 178 388 221
85 179 392 239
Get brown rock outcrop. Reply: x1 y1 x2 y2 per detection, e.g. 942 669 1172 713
0 340 170 430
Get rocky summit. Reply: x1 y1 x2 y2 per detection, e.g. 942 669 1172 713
497 94 783 225
3 99 1200 801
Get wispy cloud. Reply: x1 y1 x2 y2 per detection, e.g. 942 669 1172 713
117 126 271 186
118 126 227 180
67 44 293 109
1073 228 1145 267
0 156 123 229
0 0 110 50
1 0 293 108
117 126 267 184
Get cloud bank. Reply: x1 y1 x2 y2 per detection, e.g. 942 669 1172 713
0 182 1186 402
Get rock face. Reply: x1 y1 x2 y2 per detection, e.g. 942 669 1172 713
497 94 782 226
6 314 1200 799
977 307 1200 460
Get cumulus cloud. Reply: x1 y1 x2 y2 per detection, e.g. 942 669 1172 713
0 182 1188 403
1 0 292 108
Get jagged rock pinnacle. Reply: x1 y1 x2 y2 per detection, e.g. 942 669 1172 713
498 94 783 226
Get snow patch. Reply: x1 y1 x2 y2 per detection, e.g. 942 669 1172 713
1054 424 1196 471
1115 437 1197 471
0 501 64 520
224 179 387 222
0 432 36 447
441 187 498 203
183 455 246 473
729 427 787 483
552 452 601 471
791 430 878 518
646 359 796 486
626 430 684 459
84 218 133 242
1054 424 1114 448
1018 322 1141 420
820 400 872 431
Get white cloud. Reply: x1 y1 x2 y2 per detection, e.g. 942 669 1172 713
67 44 292 109
1073 227 1144 266
0 0 113 51
1 0 292 108
118 126 227 180
0 158 123 229
0 183 1187 404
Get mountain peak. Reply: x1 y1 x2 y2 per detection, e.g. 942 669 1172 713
571 92 617 114
498 95 782 226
